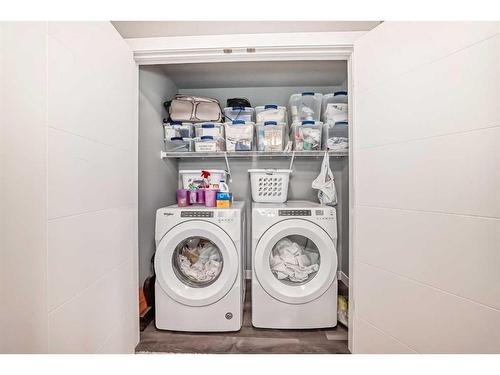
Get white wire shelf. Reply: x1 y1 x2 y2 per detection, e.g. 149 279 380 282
161 150 348 159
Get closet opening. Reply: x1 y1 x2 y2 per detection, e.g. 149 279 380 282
136 58 351 354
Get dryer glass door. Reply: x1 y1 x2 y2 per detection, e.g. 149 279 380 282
155 220 239 307
254 219 337 304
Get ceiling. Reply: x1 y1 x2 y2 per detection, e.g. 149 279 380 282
112 21 381 39
158 60 347 89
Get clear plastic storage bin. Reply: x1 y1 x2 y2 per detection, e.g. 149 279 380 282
163 122 194 138
224 120 254 151
194 136 225 152
255 105 287 124
223 107 254 122
322 91 348 121
164 137 193 152
194 122 225 138
293 120 323 151
289 92 323 123
256 121 286 151
323 102 348 123
179 169 227 189
323 121 348 151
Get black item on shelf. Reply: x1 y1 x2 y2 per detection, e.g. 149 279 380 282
227 97 251 108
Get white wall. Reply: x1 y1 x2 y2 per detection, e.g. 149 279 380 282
353 22 500 353
0 21 139 354
138 66 178 286
47 22 138 354
0 22 49 353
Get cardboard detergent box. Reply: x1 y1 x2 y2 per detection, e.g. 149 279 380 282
216 192 232 208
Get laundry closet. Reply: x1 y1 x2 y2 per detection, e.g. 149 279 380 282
137 56 352 349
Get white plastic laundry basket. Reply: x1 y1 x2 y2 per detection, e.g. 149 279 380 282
248 169 292 203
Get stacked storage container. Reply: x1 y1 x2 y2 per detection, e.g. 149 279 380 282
321 91 348 151
163 121 195 152
255 104 288 152
194 123 226 151
289 92 323 123
288 93 323 151
292 120 323 151
224 120 255 151
256 121 287 151
224 107 255 122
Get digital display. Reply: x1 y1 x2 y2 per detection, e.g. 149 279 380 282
278 210 311 217
181 211 214 218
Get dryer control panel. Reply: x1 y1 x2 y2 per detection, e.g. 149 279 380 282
181 211 214 218
278 209 311 216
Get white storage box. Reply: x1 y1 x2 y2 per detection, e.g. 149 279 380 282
224 120 254 151
194 136 225 152
164 137 193 152
224 107 254 122
255 105 287 123
256 121 286 151
179 169 227 189
163 122 194 138
293 121 323 151
248 169 292 203
323 121 348 151
289 92 323 123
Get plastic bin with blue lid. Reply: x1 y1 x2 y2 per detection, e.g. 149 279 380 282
321 90 348 121
289 92 323 123
223 107 254 122
163 121 194 139
256 121 286 152
224 120 255 151
323 102 348 123
323 121 348 151
164 137 194 152
293 120 323 151
194 122 225 138
194 135 225 152
255 105 287 124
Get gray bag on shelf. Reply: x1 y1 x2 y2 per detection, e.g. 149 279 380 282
165 95 222 123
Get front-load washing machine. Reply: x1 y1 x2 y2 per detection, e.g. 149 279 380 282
252 201 338 329
154 202 245 332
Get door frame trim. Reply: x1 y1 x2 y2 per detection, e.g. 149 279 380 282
128 31 359 351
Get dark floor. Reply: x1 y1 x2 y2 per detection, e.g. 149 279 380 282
136 280 349 354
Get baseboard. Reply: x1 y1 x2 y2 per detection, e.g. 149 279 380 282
245 270 252 279
338 270 349 286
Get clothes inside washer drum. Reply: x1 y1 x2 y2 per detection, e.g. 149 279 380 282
270 238 319 283
177 240 222 283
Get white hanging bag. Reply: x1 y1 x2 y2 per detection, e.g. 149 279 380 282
312 152 337 205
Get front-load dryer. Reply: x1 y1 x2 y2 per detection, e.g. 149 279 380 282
252 201 337 329
154 202 245 332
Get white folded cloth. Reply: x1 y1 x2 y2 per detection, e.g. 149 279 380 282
178 241 222 283
270 238 320 283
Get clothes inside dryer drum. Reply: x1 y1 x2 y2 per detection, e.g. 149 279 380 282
173 237 223 286
269 237 320 283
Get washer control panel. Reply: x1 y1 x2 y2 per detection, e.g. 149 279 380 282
278 209 311 217
181 211 214 218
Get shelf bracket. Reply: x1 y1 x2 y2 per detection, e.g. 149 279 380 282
224 152 233 183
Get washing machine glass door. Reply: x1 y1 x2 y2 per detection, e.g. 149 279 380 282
155 220 239 307
254 219 337 304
